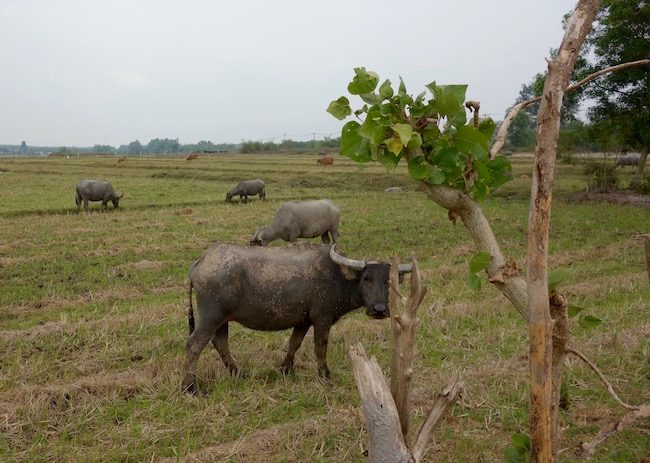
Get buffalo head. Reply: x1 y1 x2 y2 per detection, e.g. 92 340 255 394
249 227 267 246
112 192 124 208
329 245 412 319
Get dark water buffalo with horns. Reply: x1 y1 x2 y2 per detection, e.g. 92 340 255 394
225 179 266 203
250 199 339 246
75 180 123 211
182 243 412 393
615 153 640 168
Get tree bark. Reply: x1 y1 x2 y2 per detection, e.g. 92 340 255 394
549 293 569 455
390 256 427 437
526 2 600 461
349 343 414 463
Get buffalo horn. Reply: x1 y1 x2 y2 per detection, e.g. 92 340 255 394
329 244 366 271
398 262 413 274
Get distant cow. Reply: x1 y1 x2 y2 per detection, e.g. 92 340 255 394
186 153 199 161
615 153 640 168
225 179 266 203
116 156 127 164
251 199 339 246
317 156 334 166
75 180 123 211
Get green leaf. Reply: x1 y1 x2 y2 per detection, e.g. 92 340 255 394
427 83 467 118
379 79 394 99
392 123 413 146
360 92 382 105
376 150 400 170
385 137 403 156
579 315 602 329
567 304 586 318
548 269 569 291
473 160 492 182
348 67 379 95
468 272 481 291
398 76 407 96
504 446 525 463
469 251 491 273
407 133 422 149
479 118 496 139
470 180 488 200
422 124 441 146
407 156 430 180
427 168 446 184
340 121 371 162
358 119 386 146
326 97 351 120
454 124 489 153
511 433 531 452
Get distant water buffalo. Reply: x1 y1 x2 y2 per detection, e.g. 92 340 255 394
186 153 199 161
250 199 339 246
75 180 123 211
317 156 334 165
116 156 127 164
182 243 413 393
615 153 640 168
225 179 266 203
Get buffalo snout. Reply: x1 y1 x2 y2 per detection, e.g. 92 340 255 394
367 304 389 319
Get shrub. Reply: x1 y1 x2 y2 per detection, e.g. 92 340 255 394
632 173 650 194
582 161 618 192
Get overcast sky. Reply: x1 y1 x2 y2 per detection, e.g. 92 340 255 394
0 0 578 147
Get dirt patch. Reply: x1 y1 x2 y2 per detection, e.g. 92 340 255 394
571 191 650 209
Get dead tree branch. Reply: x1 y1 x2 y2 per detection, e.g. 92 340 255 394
580 405 650 458
566 346 638 411
490 59 650 158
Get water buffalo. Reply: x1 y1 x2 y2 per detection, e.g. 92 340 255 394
225 179 266 203
615 153 640 168
186 153 199 161
182 243 412 393
75 180 123 211
317 156 334 165
250 199 339 246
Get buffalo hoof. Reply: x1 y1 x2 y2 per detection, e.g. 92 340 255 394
228 366 246 378
182 381 198 395
317 365 331 381
279 364 294 376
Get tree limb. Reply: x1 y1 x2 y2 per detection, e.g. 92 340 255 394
566 346 638 411
489 59 650 158
580 405 650 458
411 376 463 462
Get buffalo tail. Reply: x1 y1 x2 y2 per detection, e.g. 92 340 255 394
188 280 195 335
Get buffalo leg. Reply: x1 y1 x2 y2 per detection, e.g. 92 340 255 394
242 195 248 203
280 325 310 375
320 232 331 244
182 309 222 393
211 323 241 377
330 230 338 243
83 198 89 211
313 324 331 379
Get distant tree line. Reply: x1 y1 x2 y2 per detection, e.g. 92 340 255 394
240 137 340 154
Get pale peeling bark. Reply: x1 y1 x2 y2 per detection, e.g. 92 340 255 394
349 344 414 463
526 1 600 461
390 256 427 437
549 294 569 455
630 149 649 189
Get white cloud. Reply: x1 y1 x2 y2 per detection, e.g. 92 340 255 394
112 69 151 87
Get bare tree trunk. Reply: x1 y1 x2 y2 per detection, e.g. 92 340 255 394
630 148 648 189
526 2 600 461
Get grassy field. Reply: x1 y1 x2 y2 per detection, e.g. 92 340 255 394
0 153 648 462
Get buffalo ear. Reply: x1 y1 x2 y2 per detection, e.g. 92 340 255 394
337 265 360 281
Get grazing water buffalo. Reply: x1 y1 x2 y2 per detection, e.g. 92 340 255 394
615 153 640 168
182 243 412 393
225 179 266 203
317 156 334 165
250 199 339 246
75 180 123 211
186 153 199 161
